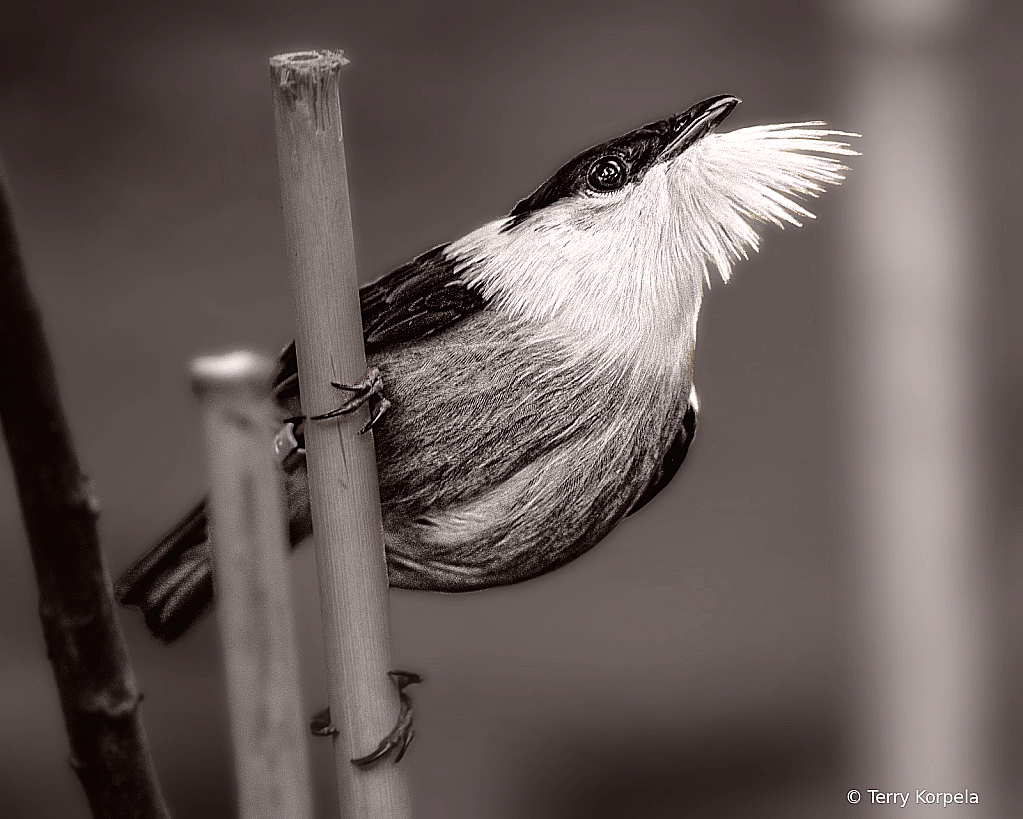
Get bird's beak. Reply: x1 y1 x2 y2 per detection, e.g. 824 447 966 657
657 95 741 164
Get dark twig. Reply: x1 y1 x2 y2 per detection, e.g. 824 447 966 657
0 166 171 818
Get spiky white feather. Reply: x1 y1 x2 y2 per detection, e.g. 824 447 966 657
677 123 858 285
447 123 857 369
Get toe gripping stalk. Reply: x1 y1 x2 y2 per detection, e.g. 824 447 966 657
310 671 422 766
310 367 391 433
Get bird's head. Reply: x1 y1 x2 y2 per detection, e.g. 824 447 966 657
448 96 857 363
504 95 743 232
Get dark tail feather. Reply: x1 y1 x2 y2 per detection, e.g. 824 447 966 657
117 448 312 643
115 501 215 643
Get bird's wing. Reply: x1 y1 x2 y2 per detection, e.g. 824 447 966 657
273 244 485 404
625 388 699 516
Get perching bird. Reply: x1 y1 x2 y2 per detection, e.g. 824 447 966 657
118 92 855 670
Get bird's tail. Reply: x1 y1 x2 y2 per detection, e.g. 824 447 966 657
115 501 214 643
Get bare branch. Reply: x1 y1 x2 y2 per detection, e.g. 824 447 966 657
0 164 171 819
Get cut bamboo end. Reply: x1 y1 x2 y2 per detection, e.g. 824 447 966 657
191 350 276 395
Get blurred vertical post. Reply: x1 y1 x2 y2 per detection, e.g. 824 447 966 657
270 51 412 819
192 351 314 819
832 0 996 813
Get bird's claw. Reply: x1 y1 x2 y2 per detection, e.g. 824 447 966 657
309 707 339 737
274 421 302 463
308 671 422 767
352 670 422 767
361 395 391 434
309 367 389 434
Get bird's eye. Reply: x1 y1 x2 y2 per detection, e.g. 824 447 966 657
587 156 627 193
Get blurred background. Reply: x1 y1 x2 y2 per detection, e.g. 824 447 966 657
1 0 1019 816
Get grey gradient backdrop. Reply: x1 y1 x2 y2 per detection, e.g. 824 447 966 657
1 1 1020 817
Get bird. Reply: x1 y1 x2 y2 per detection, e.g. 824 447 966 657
116 94 856 761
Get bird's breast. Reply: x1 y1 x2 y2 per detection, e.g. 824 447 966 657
369 309 693 591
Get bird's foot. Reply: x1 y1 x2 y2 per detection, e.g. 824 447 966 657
309 706 338 737
273 421 304 464
309 367 391 434
352 670 421 766
309 670 422 767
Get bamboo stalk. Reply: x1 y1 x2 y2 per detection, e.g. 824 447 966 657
191 351 314 819
0 165 170 818
269 50 413 819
